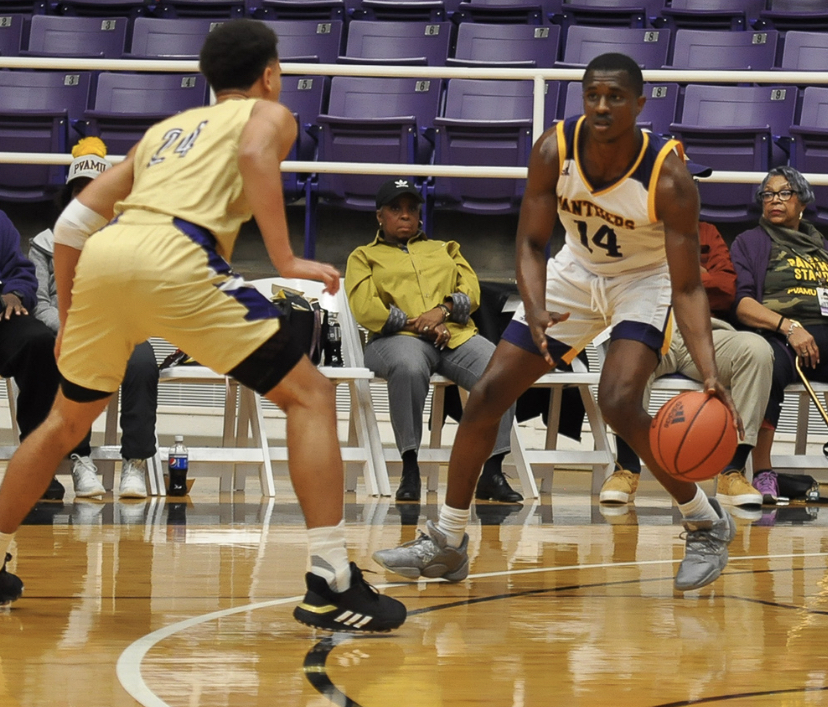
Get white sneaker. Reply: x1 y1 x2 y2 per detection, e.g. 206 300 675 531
71 454 105 498
119 459 148 499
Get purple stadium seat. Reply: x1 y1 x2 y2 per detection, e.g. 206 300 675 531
777 31 828 70
23 15 128 58
314 75 441 208
357 0 447 22
431 79 559 214
758 0 828 33
668 29 779 70
454 0 551 25
557 0 662 29
0 70 92 200
559 25 669 69
339 20 450 65
671 83 798 221
561 81 679 136
300 76 440 255
0 14 24 56
55 0 149 18
790 87 828 226
0 0 47 13
248 0 346 21
657 0 764 30
85 72 209 156
128 17 226 58
154 0 245 19
261 19 342 63
280 75 327 163
448 23 560 68
279 74 328 204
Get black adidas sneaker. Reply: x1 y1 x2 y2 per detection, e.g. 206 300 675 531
0 553 23 606
293 563 406 633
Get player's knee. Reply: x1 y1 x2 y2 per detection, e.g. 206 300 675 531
599 390 635 435
45 408 92 451
464 376 507 426
292 372 336 411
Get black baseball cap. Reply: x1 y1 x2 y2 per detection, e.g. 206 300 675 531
685 159 712 178
375 178 424 209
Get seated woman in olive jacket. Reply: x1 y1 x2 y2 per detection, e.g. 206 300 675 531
345 178 520 504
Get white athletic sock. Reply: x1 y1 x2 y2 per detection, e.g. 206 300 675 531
0 532 14 561
307 520 351 593
437 505 470 548
678 486 719 528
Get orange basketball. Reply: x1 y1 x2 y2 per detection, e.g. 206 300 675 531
649 391 738 482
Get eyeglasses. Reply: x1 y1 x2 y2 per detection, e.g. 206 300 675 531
759 189 797 203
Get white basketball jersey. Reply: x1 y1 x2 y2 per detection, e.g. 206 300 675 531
555 115 685 276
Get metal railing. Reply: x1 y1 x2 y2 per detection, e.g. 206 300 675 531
0 57 827 185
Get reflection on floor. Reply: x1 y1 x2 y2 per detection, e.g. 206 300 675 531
6 469 828 707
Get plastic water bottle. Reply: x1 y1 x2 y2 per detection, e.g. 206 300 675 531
326 312 343 367
168 435 189 497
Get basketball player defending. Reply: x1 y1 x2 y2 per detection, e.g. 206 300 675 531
0 20 405 632
374 52 742 592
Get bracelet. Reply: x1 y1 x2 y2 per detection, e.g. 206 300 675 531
786 320 803 341
437 303 451 322
775 314 785 333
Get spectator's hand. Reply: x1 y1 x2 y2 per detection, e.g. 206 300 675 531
703 376 745 441
432 323 451 350
526 306 569 367
790 324 820 369
407 307 446 338
1 293 27 319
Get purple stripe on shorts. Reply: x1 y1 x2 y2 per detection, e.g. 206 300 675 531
173 218 282 323
501 319 570 363
610 320 665 352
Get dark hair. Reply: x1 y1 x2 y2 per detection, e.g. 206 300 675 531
756 166 815 205
583 53 644 97
199 20 278 93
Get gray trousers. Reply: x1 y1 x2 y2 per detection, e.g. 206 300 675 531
653 319 774 447
365 333 514 457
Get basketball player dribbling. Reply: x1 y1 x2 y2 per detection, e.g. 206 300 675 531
0 20 405 632
375 52 743 592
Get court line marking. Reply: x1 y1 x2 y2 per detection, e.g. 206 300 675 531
116 550 828 707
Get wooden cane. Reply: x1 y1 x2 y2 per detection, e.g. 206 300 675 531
794 356 828 460
795 355 828 427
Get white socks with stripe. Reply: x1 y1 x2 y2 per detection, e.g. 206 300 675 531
437 505 470 548
308 521 351 593
678 486 719 528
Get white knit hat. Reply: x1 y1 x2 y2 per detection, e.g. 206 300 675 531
66 137 112 184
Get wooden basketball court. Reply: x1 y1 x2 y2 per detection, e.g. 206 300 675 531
2 470 827 707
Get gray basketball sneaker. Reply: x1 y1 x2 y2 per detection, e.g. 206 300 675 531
373 520 469 582
674 497 736 591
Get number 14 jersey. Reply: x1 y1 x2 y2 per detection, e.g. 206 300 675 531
555 115 685 277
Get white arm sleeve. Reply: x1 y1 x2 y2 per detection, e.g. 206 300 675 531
53 199 110 250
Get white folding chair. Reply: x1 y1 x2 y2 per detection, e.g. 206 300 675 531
250 277 386 496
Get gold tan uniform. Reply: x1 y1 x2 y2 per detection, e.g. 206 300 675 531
59 98 283 393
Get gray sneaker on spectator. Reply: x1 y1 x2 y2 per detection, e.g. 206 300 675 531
674 498 736 592
373 520 469 582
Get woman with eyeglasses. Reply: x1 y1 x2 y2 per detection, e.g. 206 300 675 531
730 166 828 504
